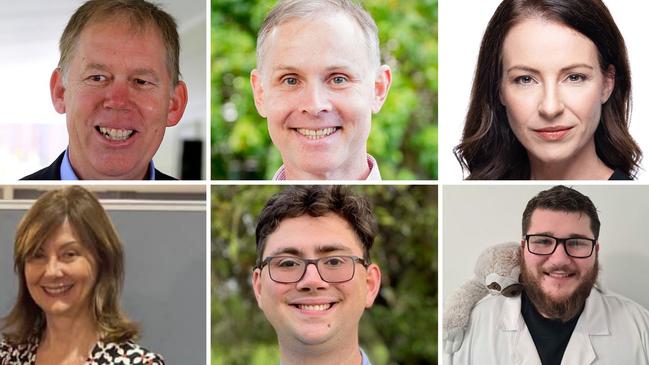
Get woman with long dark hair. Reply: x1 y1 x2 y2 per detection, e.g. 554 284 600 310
455 0 641 180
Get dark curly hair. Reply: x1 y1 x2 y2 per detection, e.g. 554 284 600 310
255 185 376 264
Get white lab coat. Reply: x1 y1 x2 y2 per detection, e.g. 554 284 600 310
446 287 649 365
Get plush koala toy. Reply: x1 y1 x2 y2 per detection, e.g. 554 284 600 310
443 242 523 354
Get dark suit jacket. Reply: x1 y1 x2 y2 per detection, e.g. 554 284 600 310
21 151 177 180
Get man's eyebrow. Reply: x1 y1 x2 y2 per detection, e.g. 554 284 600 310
529 232 594 239
271 64 300 73
268 243 354 256
83 63 110 72
271 64 357 73
269 246 303 256
82 64 160 80
316 244 354 254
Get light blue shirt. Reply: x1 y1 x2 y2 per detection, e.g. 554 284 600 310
361 348 372 365
61 148 156 180
279 348 372 365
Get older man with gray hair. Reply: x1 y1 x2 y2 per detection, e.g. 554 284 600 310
250 0 392 180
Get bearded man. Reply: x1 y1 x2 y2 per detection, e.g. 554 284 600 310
449 185 649 365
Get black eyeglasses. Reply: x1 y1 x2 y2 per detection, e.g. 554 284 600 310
255 255 369 284
525 234 597 258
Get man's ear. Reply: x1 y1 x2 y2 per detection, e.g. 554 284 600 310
250 69 267 117
364 263 382 308
166 80 188 127
252 268 264 309
372 65 392 113
601 65 615 104
50 68 66 114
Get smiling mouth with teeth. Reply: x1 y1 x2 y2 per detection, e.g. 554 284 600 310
42 284 74 295
97 126 135 141
295 127 339 140
295 303 334 311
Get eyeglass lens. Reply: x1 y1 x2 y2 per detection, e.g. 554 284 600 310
527 235 594 257
268 256 356 283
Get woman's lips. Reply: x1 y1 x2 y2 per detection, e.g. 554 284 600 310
533 126 573 141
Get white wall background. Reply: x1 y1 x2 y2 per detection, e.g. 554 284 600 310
438 0 649 181
442 184 649 311
0 0 206 180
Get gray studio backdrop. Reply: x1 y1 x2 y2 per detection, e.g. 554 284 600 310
443 184 649 311
0 199 206 364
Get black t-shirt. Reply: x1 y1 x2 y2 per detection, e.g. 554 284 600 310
521 292 583 365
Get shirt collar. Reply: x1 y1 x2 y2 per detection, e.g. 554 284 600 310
60 148 156 180
272 154 382 181
360 348 373 365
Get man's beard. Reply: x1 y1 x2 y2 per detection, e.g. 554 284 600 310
520 254 599 322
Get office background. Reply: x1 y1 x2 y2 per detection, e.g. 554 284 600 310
0 0 207 180
0 185 207 364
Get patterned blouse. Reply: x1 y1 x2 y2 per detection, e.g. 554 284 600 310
0 337 164 365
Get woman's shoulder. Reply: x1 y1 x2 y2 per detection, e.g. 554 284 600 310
0 337 38 364
90 341 165 365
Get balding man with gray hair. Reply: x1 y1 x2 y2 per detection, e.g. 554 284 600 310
250 0 392 180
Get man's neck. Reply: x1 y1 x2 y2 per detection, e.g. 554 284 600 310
279 339 363 365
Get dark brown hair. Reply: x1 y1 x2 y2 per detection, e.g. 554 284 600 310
454 0 641 179
1 186 138 344
255 185 376 263
59 0 181 84
522 185 600 238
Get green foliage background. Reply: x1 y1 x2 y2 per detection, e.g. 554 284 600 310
212 0 438 179
212 185 438 364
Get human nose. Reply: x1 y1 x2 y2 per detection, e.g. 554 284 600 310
547 241 573 265
538 84 565 120
295 262 329 291
44 257 64 278
301 82 332 116
103 78 131 110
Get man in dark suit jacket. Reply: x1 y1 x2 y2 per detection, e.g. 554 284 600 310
22 0 187 180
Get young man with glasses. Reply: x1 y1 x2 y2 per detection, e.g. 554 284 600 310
252 185 381 365
449 185 649 365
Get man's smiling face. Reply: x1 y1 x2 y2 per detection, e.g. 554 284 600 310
51 17 186 179
521 208 599 320
252 214 380 349
251 12 391 179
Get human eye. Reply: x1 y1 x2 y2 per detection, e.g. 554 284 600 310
85 74 108 84
273 257 302 269
322 256 347 267
330 74 349 85
27 249 46 261
514 75 536 85
565 73 587 83
280 76 299 87
62 249 80 260
530 236 553 245
567 239 590 248
133 78 156 88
